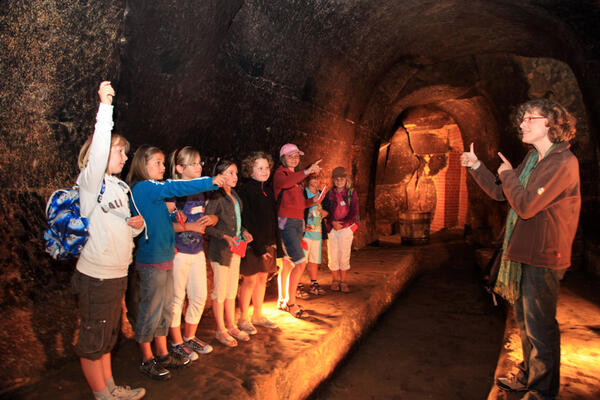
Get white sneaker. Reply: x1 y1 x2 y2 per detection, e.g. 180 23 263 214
238 319 258 335
111 385 146 400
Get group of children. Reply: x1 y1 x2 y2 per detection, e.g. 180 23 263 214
71 82 360 399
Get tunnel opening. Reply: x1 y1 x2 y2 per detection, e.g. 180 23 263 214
375 106 467 240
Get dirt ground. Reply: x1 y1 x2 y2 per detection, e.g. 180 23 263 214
3 231 600 399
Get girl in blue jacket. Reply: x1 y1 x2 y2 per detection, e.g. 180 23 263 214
126 145 225 381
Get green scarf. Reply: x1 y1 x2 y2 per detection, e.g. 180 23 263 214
493 144 556 304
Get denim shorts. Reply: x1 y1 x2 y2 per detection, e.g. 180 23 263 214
72 270 127 360
279 217 306 264
135 265 173 343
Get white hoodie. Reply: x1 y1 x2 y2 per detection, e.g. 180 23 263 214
76 103 142 279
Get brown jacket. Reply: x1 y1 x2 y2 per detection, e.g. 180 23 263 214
470 142 580 269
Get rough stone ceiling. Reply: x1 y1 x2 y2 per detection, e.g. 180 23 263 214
121 0 599 150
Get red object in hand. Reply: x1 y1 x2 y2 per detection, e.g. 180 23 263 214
176 211 186 230
230 237 248 257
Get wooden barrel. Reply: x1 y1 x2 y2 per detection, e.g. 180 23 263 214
399 211 432 245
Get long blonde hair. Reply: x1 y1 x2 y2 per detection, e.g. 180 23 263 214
78 134 130 171
170 146 201 179
126 144 163 185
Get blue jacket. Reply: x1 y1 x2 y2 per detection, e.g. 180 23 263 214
130 177 218 264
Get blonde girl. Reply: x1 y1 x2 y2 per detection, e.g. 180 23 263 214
205 160 253 347
126 146 224 380
165 146 217 360
73 82 146 400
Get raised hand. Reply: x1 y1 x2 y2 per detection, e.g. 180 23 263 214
98 81 115 105
497 152 513 175
460 142 479 169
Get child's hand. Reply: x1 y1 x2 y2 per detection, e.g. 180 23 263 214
198 215 218 228
262 252 273 262
332 221 343 230
223 234 237 248
320 209 329 218
127 215 145 230
305 159 322 175
242 231 253 243
212 174 226 187
98 81 115 105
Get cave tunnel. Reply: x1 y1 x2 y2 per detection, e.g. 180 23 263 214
2 0 600 397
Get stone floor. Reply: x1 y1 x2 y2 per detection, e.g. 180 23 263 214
5 231 600 399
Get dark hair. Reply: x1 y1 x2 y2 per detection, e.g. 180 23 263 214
212 158 236 176
241 151 273 178
126 144 164 185
513 99 576 143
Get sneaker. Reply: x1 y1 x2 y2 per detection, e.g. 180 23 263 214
340 281 350 293
252 316 278 329
496 376 527 392
157 352 190 369
238 319 258 335
172 342 198 361
111 385 146 400
184 336 213 355
309 282 326 295
140 358 170 381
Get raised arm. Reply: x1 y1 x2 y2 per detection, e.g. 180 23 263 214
78 81 115 217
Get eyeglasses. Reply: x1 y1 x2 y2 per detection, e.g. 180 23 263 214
522 116 546 123
185 162 204 167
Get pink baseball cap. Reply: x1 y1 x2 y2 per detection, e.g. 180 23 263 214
279 143 305 157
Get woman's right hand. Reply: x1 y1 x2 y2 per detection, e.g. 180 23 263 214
127 215 145 230
460 143 480 169
98 81 115 105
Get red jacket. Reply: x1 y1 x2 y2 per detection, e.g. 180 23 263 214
470 142 580 269
273 166 313 219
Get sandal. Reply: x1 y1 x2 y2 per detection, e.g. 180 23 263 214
331 280 340 291
277 299 287 310
284 303 305 319
340 281 350 293
216 330 237 347
228 327 250 342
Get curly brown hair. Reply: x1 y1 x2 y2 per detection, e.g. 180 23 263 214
241 151 274 178
513 99 576 143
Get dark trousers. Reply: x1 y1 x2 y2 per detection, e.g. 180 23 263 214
514 264 565 400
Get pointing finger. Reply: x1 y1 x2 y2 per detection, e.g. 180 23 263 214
469 142 474 154
498 152 509 163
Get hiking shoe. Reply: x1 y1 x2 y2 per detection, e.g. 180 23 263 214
340 281 350 293
330 280 340 291
184 336 213 355
309 282 326 295
252 316 278 329
496 376 527 392
172 342 198 361
157 352 190 369
140 358 170 381
238 319 258 335
111 385 146 400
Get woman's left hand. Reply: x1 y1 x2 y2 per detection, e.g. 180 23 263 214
242 231 253 243
497 152 513 175
128 215 145 230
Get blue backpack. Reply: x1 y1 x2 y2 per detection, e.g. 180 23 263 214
44 183 105 260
